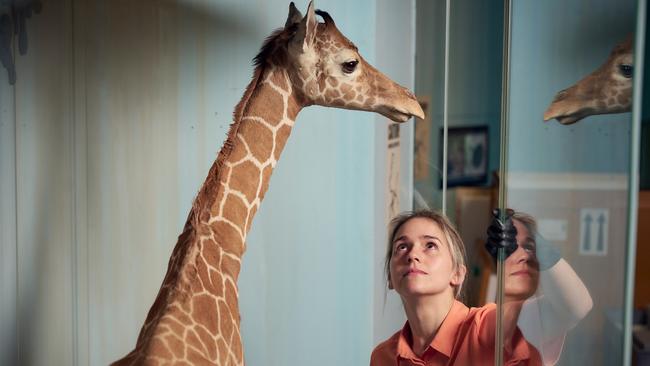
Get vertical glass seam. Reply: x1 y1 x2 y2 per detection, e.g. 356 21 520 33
12 26 20 366
442 0 451 214
70 0 79 364
496 0 513 364
623 0 646 364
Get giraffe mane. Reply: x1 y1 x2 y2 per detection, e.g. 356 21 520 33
125 28 298 356
201 26 295 211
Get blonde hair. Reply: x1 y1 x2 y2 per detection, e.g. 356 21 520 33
512 211 537 234
385 210 467 299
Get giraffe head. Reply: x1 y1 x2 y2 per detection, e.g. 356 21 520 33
543 36 633 125
276 1 424 122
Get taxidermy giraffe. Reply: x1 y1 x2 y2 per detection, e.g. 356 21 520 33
544 36 633 125
112 2 424 365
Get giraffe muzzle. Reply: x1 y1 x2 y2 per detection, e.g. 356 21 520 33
378 97 425 122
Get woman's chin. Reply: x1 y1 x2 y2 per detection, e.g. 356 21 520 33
397 284 451 298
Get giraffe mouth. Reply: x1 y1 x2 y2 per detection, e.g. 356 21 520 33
543 102 592 125
379 105 424 123
545 113 582 125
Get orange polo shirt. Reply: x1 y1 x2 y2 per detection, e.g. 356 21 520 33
370 300 542 366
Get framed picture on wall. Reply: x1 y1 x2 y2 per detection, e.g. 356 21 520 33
440 126 489 187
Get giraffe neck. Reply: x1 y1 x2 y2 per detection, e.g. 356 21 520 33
195 66 301 261
115 66 302 365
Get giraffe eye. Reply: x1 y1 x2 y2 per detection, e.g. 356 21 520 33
342 60 359 74
619 64 633 78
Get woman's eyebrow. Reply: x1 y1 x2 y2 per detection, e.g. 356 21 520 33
420 235 444 245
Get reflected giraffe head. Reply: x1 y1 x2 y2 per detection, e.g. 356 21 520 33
267 2 424 122
544 36 633 125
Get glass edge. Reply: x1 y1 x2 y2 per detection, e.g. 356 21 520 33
624 0 646 365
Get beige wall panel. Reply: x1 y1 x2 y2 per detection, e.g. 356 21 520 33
13 1 75 365
0 26 17 366
82 2 182 363
79 1 257 362
508 173 628 365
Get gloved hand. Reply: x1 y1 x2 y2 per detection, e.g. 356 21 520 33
485 208 518 260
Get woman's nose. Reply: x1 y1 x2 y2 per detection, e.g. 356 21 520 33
407 251 420 263
513 246 531 263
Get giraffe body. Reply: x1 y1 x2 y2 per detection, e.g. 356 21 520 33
544 36 633 125
112 2 423 365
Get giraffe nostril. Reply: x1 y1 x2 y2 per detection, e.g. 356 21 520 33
553 89 568 102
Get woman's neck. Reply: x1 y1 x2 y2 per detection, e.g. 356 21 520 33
402 293 456 357
501 298 526 353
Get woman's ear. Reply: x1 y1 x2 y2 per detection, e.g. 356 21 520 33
450 264 467 287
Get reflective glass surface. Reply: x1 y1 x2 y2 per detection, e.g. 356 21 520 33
501 1 639 365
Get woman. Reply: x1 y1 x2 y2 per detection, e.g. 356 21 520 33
503 212 593 365
370 210 542 366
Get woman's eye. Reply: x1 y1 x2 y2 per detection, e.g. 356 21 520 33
619 64 633 78
394 243 407 252
426 242 437 249
342 60 359 74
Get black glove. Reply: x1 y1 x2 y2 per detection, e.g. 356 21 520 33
485 208 518 260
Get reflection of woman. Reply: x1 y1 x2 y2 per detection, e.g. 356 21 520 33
496 212 593 366
370 210 542 366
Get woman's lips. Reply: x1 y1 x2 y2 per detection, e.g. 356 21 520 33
510 270 531 277
404 268 428 277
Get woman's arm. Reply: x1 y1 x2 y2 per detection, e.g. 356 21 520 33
530 258 593 332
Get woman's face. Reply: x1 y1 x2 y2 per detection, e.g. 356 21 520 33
504 219 540 301
389 217 464 299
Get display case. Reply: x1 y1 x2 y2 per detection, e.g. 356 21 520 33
414 0 644 364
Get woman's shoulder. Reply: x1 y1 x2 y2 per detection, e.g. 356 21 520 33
371 329 401 353
370 329 401 363
467 303 497 322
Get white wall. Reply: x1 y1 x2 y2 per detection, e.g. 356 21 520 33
0 0 416 365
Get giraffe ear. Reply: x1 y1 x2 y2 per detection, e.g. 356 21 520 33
284 2 303 29
290 1 317 53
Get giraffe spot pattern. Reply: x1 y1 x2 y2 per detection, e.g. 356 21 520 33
120 14 419 362
237 120 274 162
226 161 261 203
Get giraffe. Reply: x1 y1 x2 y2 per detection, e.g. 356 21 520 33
112 2 424 365
544 36 633 125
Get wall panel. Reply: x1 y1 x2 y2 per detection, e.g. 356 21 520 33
13 1 76 364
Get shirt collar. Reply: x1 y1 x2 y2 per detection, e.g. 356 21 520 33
396 300 469 360
508 327 533 362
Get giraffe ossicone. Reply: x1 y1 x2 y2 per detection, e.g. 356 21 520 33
112 2 423 365
544 35 633 125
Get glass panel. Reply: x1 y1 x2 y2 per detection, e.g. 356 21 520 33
415 0 506 363
414 0 447 212
414 0 504 306
499 0 641 365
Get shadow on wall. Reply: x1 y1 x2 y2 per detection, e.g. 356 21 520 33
0 0 43 84
1 0 264 85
